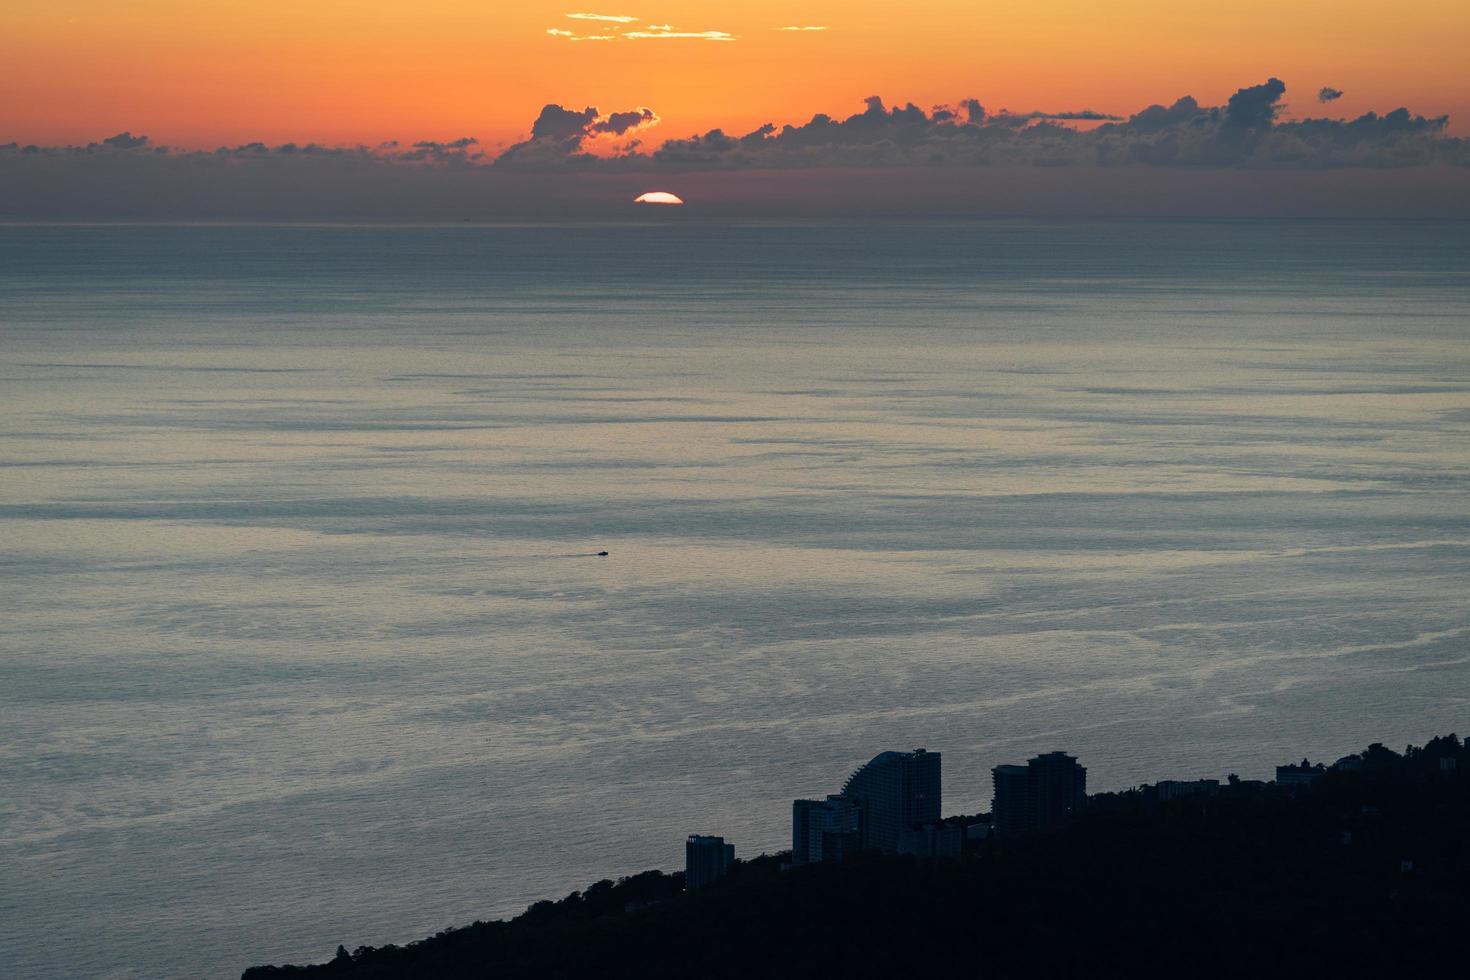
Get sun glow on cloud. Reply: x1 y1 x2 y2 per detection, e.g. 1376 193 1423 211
549 16 738 42
778 26 829 32
566 13 638 23
625 29 735 40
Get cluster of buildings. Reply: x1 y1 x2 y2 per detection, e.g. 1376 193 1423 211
686 746 1085 888
792 748 957 863
684 743 1376 889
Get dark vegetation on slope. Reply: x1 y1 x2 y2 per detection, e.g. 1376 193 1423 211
244 735 1469 978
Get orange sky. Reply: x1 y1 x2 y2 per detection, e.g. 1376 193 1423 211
4 0 1468 148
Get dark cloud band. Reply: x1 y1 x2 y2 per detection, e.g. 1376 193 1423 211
5 79 1460 174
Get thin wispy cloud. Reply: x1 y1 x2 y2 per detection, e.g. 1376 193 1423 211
625 28 736 40
565 12 638 23
548 17 735 41
778 26 829 31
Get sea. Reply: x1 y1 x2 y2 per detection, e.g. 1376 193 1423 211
2 220 1468 979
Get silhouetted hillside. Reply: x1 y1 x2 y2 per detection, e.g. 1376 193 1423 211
244 735 1469 978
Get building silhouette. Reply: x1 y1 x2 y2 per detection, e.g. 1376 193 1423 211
841 748 941 853
792 748 942 861
1029 751 1087 828
685 835 734 889
792 795 863 865
992 752 1087 836
991 764 1030 838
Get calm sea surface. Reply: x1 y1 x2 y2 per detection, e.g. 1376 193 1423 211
2 221 1468 978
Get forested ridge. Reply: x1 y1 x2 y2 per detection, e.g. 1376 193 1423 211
243 734 1469 978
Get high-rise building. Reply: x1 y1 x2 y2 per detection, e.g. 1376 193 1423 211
1028 751 1087 829
991 752 1087 836
792 795 863 865
841 748 941 853
990 764 1030 838
685 835 735 889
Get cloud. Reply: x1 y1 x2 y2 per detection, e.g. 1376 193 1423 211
494 103 661 167
13 79 1465 177
649 94 1128 167
548 28 618 40
1319 87 1344 103
531 104 601 143
1123 96 1215 132
778 26 828 31
986 109 1123 128
566 12 637 22
397 137 483 163
101 132 151 150
589 107 660 136
636 81 1468 171
4 78 1466 221
549 19 733 41
623 29 735 40
1225 76 1286 130
1033 110 1120 121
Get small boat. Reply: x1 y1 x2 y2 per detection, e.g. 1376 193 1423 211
596 550 609 557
